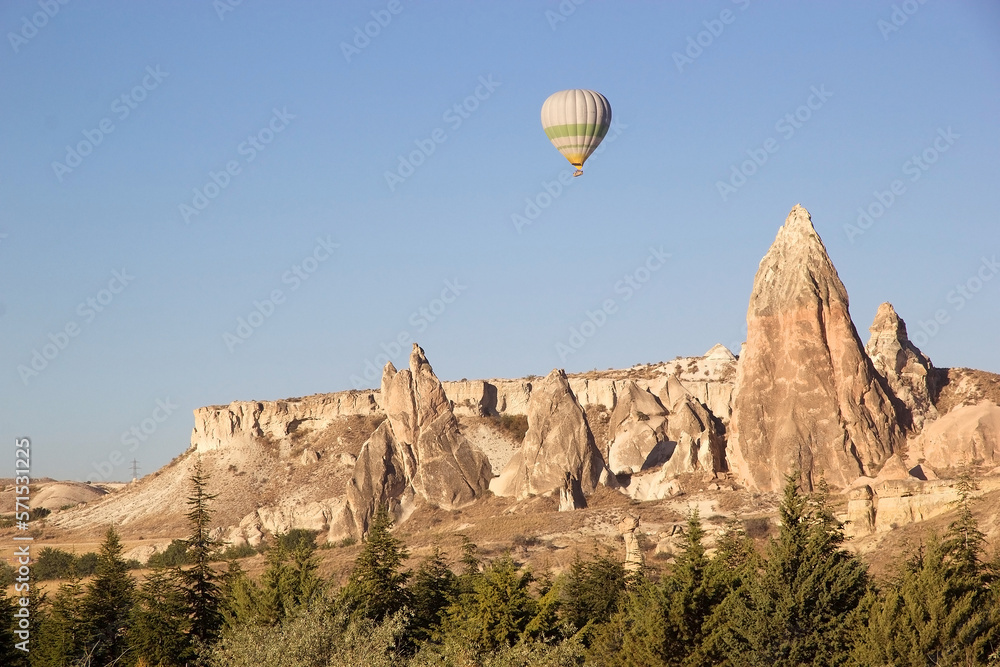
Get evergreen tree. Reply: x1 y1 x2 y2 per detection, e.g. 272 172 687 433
0 588 29 667
341 505 411 622
588 578 668 667
181 458 223 650
524 571 563 642
285 538 324 612
249 544 294 626
443 553 536 653
588 510 732 667
407 545 457 641
853 481 1000 666
560 550 626 633
702 475 870 666
458 534 480 576
660 508 733 666
219 559 257 632
31 579 84 667
232 538 325 627
80 525 136 666
128 566 192 666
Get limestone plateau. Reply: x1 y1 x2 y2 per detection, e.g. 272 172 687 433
44 205 1000 554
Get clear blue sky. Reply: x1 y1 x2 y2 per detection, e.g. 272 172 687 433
2 1 998 481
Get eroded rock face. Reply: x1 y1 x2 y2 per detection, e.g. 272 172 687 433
866 302 938 432
491 369 606 504
909 401 1000 469
191 392 379 454
873 480 960 532
607 382 671 475
337 345 492 536
660 393 726 477
845 485 875 537
727 205 902 492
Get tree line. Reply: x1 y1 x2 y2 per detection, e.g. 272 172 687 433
3 465 1000 666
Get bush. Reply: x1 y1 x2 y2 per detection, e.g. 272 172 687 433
147 539 190 569
0 561 15 588
743 517 772 540
217 543 261 561
34 547 78 580
492 414 529 441
75 552 98 577
274 528 319 553
511 535 540 548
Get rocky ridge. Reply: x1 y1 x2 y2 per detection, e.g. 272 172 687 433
40 204 1000 562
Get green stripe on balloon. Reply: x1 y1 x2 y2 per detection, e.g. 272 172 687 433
543 123 610 140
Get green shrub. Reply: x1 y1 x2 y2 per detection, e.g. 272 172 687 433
0 561 15 588
75 551 98 577
34 547 78 580
147 539 190 568
217 543 260 561
274 528 319 553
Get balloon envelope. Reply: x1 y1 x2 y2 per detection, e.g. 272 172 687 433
540 89 612 176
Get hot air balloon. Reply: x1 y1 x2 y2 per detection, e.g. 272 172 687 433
540 89 611 177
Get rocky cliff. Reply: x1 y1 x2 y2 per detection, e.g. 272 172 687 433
188 349 738 459
191 391 378 454
727 205 902 492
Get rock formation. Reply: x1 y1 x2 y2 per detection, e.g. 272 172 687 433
909 400 1000 469
659 392 726 477
618 514 644 573
844 485 875 537
872 480 961 532
607 382 671 475
866 302 938 431
336 345 492 537
191 391 378 454
727 205 902 492
491 369 607 507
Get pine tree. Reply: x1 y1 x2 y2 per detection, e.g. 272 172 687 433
81 525 136 667
660 508 735 666
588 510 718 667
219 559 257 632
31 578 84 667
235 538 325 626
561 550 627 633
458 534 480 576
250 544 293 626
181 458 223 650
341 505 411 622
853 480 1000 666
407 545 457 641
128 566 192 666
443 553 537 653
702 475 870 666
0 588 29 667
